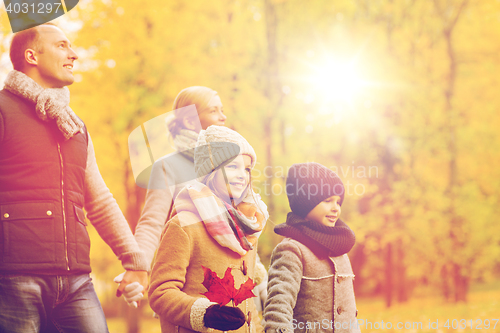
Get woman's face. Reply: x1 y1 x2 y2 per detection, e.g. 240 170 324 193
213 154 252 202
198 95 226 130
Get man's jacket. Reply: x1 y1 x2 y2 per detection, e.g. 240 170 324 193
0 89 91 274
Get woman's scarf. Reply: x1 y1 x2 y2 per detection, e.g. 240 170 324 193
275 212 356 257
186 182 266 256
173 129 199 161
3 70 84 140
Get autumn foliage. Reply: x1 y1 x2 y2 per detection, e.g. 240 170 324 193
201 266 256 307
2 0 500 319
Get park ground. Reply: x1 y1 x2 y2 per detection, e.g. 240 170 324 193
107 281 500 333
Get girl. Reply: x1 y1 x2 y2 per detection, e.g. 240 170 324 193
148 125 267 333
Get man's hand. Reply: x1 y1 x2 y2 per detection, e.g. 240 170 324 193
114 270 149 308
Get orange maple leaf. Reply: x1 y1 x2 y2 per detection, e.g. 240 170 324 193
201 266 256 306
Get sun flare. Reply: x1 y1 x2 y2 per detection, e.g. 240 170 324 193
312 60 364 103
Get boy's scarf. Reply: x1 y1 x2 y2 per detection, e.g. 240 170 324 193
275 212 355 257
3 70 84 140
186 182 266 256
173 129 198 161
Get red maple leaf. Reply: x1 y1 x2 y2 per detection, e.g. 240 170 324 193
201 266 256 306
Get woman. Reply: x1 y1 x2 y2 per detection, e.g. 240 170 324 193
136 86 226 267
114 86 226 305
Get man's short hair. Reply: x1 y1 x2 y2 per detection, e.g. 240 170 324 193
9 22 57 71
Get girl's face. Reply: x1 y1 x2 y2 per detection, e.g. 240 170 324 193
198 95 226 130
213 154 252 202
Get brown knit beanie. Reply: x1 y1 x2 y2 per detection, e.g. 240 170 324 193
286 162 345 218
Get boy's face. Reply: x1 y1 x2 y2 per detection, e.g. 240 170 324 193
305 195 342 227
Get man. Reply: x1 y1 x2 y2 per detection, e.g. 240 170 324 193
0 23 148 332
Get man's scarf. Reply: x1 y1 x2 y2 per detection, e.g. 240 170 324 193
4 70 83 140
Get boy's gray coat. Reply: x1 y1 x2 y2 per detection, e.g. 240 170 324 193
264 238 360 333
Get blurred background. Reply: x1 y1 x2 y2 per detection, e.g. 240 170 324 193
1 0 500 332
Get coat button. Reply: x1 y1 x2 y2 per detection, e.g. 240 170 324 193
46 211 52 216
356 310 358 317
337 307 342 315
3 213 9 218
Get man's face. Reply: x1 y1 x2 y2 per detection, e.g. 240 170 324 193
34 25 78 88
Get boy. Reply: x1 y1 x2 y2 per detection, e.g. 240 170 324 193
264 162 360 333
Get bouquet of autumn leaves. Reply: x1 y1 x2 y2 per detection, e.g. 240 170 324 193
201 266 257 331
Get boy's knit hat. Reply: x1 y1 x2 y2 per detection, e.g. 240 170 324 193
195 125 257 178
286 162 345 218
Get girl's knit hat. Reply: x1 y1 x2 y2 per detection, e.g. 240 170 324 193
195 125 257 178
286 162 345 218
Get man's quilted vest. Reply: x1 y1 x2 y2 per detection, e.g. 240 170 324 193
0 89 91 274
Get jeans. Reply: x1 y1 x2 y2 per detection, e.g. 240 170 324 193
0 273 109 333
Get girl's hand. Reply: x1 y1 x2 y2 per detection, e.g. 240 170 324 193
114 271 146 308
204 304 246 331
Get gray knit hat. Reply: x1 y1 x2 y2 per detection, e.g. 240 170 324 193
195 125 257 178
286 162 345 218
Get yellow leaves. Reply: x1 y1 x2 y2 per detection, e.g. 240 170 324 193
1 0 499 299
0 8 11 34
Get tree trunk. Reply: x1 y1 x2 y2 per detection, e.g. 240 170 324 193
385 242 393 308
124 158 147 233
350 243 366 296
396 239 408 302
433 0 469 303
124 148 147 333
125 305 141 333
452 262 469 302
440 264 450 301
263 0 284 216
263 0 278 215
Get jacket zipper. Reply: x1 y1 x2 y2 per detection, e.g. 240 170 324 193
57 143 70 271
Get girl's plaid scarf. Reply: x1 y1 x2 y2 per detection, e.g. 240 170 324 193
186 182 266 256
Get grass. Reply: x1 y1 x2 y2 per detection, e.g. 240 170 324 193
107 284 500 333
107 316 162 333
356 286 500 332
